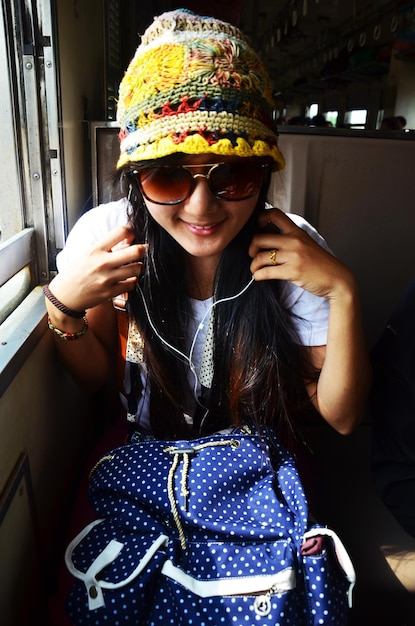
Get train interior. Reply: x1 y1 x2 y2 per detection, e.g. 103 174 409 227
1 0 415 624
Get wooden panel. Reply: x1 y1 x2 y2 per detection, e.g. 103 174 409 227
276 130 415 347
0 455 43 625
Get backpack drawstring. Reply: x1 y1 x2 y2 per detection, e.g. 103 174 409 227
164 439 240 550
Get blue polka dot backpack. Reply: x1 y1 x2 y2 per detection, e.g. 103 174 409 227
64 425 355 625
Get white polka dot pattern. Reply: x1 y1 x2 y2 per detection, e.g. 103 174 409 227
125 316 144 364
65 427 353 625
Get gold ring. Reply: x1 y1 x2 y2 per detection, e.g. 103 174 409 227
269 249 278 265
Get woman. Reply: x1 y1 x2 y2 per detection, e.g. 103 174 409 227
44 9 370 447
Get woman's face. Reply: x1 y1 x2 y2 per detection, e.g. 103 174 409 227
141 155 262 267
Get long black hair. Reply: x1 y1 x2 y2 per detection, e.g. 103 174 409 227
117 158 319 442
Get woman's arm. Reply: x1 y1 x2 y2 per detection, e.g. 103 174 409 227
45 299 118 391
249 208 372 434
45 225 146 391
304 277 371 434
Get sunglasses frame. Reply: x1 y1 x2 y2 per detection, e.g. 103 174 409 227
130 161 271 205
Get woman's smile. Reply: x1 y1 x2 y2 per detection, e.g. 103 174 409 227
184 220 222 236
143 156 260 262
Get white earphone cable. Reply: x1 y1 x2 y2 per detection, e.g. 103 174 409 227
137 276 255 403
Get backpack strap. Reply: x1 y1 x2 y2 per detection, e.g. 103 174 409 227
116 307 129 391
114 295 145 392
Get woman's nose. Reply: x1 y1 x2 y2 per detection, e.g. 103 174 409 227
184 176 219 212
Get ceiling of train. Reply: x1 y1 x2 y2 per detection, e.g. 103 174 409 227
137 1 415 103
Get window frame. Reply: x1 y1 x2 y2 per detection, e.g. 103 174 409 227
0 0 65 393
0 228 37 320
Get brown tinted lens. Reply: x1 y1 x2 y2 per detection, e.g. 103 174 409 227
210 162 268 200
139 167 193 204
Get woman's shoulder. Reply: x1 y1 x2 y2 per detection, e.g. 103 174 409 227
277 212 331 345
285 212 332 253
57 198 129 270
264 205 331 251
72 197 129 232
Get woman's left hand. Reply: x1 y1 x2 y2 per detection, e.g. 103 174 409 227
249 208 355 300
249 208 372 434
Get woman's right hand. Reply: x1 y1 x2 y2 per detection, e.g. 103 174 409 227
43 226 147 391
48 226 147 313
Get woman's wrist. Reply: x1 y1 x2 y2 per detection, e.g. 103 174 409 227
47 315 88 341
326 268 360 305
43 284 85 318
45 298 87 332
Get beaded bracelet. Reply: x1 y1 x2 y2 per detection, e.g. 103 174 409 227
43 284 86 319
47 315 88 341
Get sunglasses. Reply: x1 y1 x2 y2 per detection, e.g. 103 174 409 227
130 161 271 205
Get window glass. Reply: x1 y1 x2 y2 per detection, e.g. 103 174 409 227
307 103 319 118
324 110 338 127
344 109 368 129
0 5 24 245
0 0 64 326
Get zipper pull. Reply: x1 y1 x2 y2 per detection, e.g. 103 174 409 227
254 583 284 617
254 593 271 617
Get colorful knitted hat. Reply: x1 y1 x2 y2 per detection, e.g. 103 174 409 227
116 9 285 170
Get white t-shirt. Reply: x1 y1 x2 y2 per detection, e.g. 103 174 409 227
57 198 330 346
57 198 331 428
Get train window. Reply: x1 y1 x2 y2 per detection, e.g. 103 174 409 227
324 110 339 127
0 0 65 315
344 109 368 129
377 109 385 129
0 0 65 386
306 103 319 118
0 7 25 246
0 3 36 328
